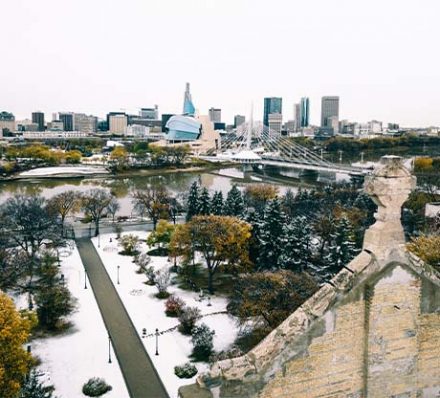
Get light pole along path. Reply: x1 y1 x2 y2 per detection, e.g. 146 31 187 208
76 238 169 398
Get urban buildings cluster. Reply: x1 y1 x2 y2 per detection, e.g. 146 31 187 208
1 84 438 142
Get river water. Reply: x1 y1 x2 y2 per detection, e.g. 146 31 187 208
0 145 434 216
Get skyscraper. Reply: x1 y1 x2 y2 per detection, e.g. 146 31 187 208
73 113 98 133
300 97 310 128
32 111 45 131
263 97 282 127
183 83 195 116
294 103 301 130
209 108 221 123
59 112 74 131
321 96 339 127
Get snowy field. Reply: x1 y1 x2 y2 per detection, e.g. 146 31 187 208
92 231 239 398
11 242 129 398
18 166 108 177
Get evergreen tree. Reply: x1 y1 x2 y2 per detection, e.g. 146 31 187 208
210 191 224 215
224 185 244 217
256 199 285 270
186 182 200 221
279 216 313 272
19 370 55 398
325 216 359 276
198 188 211 215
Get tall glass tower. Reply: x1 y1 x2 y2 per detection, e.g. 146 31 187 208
300 97 310 128
263 97 282 127
183 83 195 116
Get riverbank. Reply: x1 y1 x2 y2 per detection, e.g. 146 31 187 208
1 161 234 183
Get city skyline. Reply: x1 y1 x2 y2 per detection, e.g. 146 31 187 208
2 0 440 126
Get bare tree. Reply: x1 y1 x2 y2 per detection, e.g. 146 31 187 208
106 196 120 223
132 186 170 230
81 189 113 236
47 190 80 235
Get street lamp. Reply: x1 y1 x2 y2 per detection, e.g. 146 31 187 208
108 334 112 363
117 266 120 285
155 328 159 356
207 296 212 307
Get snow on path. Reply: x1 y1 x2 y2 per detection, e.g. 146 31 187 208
92 232 239 398
19 166 108 177
29 242 129 398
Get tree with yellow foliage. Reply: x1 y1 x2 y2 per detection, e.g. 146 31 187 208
170 215 252 294
0 292 33 398
407 235 440 271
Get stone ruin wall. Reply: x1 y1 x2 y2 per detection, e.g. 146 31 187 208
259 264 440 398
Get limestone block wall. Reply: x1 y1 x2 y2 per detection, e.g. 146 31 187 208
258 265 440 398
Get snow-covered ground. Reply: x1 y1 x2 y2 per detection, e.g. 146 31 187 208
11 242 129 398
18 166 108 177
92 231 239 398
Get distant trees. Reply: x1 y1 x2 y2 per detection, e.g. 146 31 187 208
0 292 33 398
81 189 113 236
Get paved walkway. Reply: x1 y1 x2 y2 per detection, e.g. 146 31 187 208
76 238 169 398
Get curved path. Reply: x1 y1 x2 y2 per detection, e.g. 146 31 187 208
76 238 169 398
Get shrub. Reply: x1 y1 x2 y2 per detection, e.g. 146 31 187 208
178 306 201 335
165 295 185 317
174 362 198 379
82 378 112 397
119 234 140 255
155 268 171 299
191 323 215 360
144 266 156 285
134 253 151 274
113 225 122 239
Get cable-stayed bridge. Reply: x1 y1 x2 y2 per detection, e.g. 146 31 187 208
202 122 366 175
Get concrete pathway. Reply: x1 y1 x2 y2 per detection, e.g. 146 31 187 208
76 238 169 398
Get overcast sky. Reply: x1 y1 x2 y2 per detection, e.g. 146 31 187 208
1 0 439 126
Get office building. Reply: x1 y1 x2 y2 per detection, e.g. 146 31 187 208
140 106 158 120
234 115 245 128
268 113 282 134
0 111 15 135
300 97 310 128
108 113 128 134
47 120 64 131
321 96 339 128
294 103 301 130
214 122 226 131
209 108 222 123
263 97 282 127
59 112 74 131
328 116 339 134
32 111 45 131
73 113 97 133
183 82 195 116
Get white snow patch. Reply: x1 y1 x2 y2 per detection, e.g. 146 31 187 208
15 243 130 398
92 231 239 398
19 166 108 177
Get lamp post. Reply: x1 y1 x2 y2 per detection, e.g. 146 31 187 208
108 334 112 363
207 296 212 307
117 266 120 285
155 328 159 356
